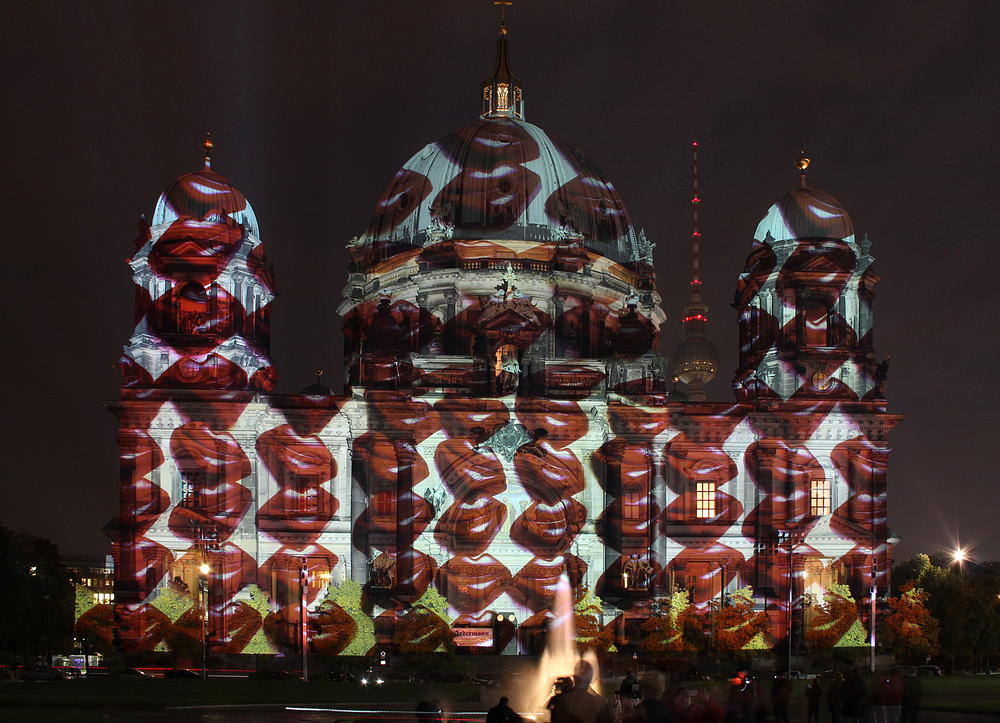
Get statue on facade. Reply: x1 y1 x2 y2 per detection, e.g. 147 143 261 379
498 350 521 394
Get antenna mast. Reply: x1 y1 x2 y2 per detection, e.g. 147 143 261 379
692 142 700 288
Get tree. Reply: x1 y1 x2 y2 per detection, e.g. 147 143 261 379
639 588 702 652
892 553 1000 666
880 582 939 663
715 586 770 658
574 587 614 653
392 586 454 654
324 579 375 656
806 584 867 661
0 522 75 663
238 584 279 655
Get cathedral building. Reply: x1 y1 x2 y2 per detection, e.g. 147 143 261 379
110 24 898 657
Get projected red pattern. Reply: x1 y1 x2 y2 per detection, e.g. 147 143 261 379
112 100 896 654
734 188 881 403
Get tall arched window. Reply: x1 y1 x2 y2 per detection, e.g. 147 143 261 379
177 283 208 333
373 484 395 519
809 471 831 516
804 298 829 347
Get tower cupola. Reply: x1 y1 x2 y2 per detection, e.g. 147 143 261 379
481 7 523 119
733 156 882 404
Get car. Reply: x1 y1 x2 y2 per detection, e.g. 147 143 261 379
112 667 150 678
789 670 817 680
966 667 998 676
164 668 202 679
907 665 942 677
18 665 67 682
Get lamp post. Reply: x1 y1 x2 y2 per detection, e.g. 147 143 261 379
778 529 797 677
953 548 966 578
198 563 209 680
870 551 877 674
301 559 309 683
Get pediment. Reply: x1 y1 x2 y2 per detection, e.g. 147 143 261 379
478 299 541 331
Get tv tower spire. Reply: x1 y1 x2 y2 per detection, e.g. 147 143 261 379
692 141 700 286
671 142 719 402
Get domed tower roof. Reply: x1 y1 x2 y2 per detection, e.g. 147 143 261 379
151 135 259 236
354 25 648 272
360 117 641 266
754 186 854 245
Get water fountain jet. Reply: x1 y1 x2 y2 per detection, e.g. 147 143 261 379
518 572 601 718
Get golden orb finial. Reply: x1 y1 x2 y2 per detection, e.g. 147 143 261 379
796 153 810 172
315 366 324 377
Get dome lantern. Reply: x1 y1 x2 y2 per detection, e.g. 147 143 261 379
481 5 523 119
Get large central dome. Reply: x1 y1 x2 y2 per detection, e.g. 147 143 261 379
360 116 644 266
339 22 665 392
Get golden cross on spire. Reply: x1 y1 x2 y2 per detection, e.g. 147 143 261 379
494 0 512 32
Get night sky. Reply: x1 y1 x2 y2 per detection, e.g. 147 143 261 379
4 2 998 563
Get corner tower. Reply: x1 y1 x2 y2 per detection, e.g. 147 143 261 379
732 156 881 403
120 136 277 392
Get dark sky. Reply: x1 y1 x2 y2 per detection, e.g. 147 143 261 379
3 1 998 563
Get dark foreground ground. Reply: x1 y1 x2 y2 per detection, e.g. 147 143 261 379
2 677 999 722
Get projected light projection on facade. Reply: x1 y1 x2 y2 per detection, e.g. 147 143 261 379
109 28 898 658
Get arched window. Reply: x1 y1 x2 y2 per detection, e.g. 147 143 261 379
623 483 644 521
696 480 716 519
373 485 395 519
804 298 829 347
809 471 831 516
177 283 208 334
295 475 321 515
692 460 725 521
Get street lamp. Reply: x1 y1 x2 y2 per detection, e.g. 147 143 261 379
777 529 797 678
199 563 209 680
300 559 309 683
954 548 967 578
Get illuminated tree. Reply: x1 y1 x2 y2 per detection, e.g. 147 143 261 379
715 586 770 657
74 585 117 658
148 583 201 662
310 598 358 660
325 579 375 656
392 586 454 654
74 600 117 657
240 584 279 655
574 587 614 652
806 584 867 660
640 588 701 652
880 582 939 663
892 553 999 665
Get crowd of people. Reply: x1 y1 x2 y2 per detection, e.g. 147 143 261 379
471 664 922 723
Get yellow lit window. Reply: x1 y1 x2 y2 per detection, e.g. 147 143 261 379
496 83 509 111
696 481 716 519
810 475 831 516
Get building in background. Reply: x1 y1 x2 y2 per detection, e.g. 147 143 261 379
109 23 899 657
